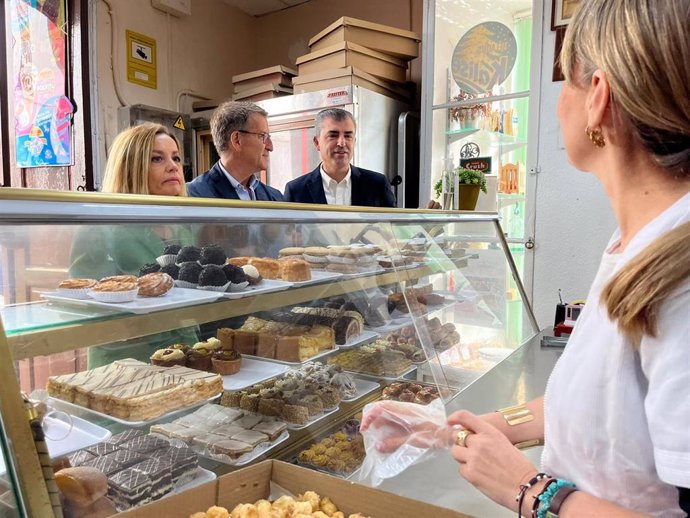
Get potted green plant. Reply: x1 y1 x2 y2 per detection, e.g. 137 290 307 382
434 166 488 210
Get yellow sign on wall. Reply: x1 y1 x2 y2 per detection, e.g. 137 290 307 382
126 30 157 89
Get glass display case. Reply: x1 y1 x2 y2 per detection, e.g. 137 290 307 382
0 190 537 517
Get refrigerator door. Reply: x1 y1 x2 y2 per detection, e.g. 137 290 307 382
257 86 408 198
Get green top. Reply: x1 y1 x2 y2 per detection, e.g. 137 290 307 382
69 225 199 368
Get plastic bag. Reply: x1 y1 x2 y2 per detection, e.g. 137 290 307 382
356 399 458 486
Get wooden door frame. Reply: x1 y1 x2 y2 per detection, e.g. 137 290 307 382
0 0 95 190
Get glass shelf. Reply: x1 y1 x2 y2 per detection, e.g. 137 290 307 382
1 300 122 336
446 128 526 153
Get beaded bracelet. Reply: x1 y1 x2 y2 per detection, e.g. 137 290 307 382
535 479 576 518
531 478 558 518
515 472 551 518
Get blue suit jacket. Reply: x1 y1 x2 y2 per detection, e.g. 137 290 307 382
284 165 396 207
187 162 284 201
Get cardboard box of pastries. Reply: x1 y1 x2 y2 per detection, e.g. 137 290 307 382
231 83 293 102
293 66 415 104
296 41 408 84
309 16 421 60
117 460 473 518
231 65 298 93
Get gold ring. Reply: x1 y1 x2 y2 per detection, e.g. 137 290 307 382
455 429 473 447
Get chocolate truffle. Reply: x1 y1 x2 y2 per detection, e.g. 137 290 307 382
176 245 201 263
178 262 202 284
160 263 180 280
163 244 182 255
139 263 161 276
199 244 227 265
198 264 227 287
222 264 248 284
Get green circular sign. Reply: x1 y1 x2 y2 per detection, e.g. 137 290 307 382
451 21 517 95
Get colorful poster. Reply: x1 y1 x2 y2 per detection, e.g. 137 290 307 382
11 0 73 167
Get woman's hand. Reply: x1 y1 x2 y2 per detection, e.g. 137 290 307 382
361 400 454 453
449 410 538 511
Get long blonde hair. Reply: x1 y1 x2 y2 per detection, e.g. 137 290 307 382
101 123 187 196
561 0 690 343
602 222 690 344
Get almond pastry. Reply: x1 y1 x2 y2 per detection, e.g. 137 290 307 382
91 280 138 292
58 278 96 289
98 275 137 284
137 272 173 297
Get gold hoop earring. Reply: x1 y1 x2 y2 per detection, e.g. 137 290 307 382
585 126 606 147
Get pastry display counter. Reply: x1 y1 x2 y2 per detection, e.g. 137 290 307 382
0 189 538 517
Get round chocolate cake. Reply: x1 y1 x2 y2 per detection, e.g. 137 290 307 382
178 262 202 283
176 245 201 263
160 263 180 280
198 264 227 287
163 244 182 255
138 262 161 276
199 244 227 265
222 264 248 284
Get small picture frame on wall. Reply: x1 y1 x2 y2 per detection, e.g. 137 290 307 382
551 0 582 30
552 28 567 82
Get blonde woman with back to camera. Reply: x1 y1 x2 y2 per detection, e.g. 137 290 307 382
361 1 690 516
70 123 198 367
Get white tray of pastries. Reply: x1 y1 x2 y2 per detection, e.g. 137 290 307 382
46 359 223 426
222 357 289 392
245 346 340 367
150 405 290 466
338 329 379 349
43 287 223 315
48 395 219 428
340 377 380 403
0 411 111 476
286 406 339 431
288 270 343 287
221 279 293 299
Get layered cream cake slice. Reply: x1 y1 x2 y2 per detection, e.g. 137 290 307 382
90 371 185 417
75 363 160 409
165 366 223 399
47 363 124 403
211 439 253 458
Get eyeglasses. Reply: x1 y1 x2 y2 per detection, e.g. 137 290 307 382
237 130 271 143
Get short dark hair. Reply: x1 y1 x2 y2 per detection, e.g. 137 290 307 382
314 108 356 136
211 101 268 154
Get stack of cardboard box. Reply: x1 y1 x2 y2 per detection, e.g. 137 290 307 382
231 65 297 102
293 17 420 103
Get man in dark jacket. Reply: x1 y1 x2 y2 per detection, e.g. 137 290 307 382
284 108 396 207
187 101 283 201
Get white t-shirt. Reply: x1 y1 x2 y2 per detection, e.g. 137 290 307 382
542 192 690 517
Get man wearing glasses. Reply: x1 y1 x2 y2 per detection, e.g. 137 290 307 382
187 101 283 201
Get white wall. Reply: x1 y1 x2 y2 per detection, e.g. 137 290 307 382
530 6 615 327
95 0 257 176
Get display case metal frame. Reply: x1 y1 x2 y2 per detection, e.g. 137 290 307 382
0 188 538 517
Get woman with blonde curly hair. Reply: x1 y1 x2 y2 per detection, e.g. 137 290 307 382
102 122 187 196
362 1 690 515
70 123 197 367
